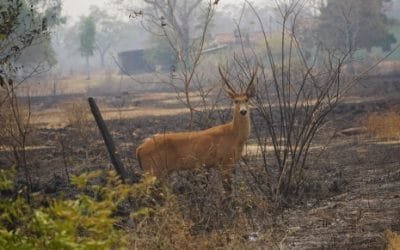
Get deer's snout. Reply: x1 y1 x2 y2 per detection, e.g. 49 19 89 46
240 109 247 116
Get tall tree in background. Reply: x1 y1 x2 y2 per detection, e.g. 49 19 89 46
317 0 396 54
141 0 209 65
79 16 96 80
88 6 127 69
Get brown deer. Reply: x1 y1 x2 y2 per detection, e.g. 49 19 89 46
136 66 258 194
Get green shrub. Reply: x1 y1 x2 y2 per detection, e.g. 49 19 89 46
0 169 162 249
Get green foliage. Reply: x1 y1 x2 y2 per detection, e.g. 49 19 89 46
0 169 14 190
79 16 96 58
0 169 162 249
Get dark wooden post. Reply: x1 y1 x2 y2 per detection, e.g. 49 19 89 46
88 97 128 182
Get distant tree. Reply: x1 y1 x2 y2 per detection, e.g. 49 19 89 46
140 0 210 64
317 0 396 54
88 6 128 68
79 16 96 80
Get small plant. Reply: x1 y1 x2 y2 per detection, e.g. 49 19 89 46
62 100 90 129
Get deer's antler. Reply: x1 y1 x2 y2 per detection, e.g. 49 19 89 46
219 66 237 95
246 66 258 97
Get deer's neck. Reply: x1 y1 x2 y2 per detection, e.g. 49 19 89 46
231 111 251 143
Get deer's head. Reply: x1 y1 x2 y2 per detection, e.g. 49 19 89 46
219 66 258 117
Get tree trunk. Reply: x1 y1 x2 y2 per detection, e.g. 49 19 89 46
86 57 91 80
100 51 106 69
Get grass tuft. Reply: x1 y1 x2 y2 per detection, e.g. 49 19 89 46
385 229 400 250
363 110 400 140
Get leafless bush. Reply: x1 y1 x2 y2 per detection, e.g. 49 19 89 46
233 1 355 205
0 85 35 199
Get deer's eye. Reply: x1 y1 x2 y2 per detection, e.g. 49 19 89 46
234 100 239 104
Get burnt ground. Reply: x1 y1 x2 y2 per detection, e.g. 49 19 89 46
1 76 400 249
275 137 400 249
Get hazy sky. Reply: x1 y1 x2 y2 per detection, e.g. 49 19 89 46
62 0 107 21
62 0 264 22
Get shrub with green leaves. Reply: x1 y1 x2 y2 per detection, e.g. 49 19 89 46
0 169 162 249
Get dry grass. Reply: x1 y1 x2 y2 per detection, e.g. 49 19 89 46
129 191 265 249
128 192 194 249
126 168 274 249
61 100 91 128
385 229 400 250
363 110 400 140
